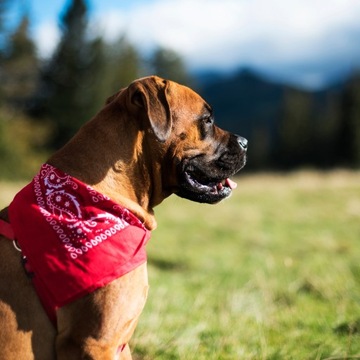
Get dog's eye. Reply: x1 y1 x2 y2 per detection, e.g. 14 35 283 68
199 116 214 139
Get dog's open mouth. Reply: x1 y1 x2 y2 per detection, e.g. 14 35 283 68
176 166 239 204
184 171 237 194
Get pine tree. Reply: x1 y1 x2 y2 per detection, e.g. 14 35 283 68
33 0 106 149
150 47 192 85
0 0 11 103
103 35 142 94
0 0 9 51
339 73 360 167
1 14 38 108
277 89 314 168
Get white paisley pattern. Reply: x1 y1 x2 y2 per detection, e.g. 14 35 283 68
34 164 141 260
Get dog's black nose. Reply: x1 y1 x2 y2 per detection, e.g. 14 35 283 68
237 136 248 151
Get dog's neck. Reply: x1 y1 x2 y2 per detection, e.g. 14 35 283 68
47 107 165 231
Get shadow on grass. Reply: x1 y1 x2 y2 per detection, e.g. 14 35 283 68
148 257 189 272
334 318 360 336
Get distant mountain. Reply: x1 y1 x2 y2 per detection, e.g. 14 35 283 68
193 68 346 169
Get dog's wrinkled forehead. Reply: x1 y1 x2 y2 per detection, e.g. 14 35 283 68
167 80 211 119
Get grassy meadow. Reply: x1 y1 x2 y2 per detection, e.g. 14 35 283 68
1 171 359 359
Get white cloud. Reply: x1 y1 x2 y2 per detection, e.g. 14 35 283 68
34 0 360 88
33 21 60 59
92 11 127 43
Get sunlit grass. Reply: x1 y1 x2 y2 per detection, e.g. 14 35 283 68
1 171 359 359
132 170 360 359
0 181 26 206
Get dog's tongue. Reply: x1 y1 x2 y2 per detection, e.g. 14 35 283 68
216 178 238 191
225 178 237 189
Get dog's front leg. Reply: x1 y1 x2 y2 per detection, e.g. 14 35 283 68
55 315 135 360
55 264 148 360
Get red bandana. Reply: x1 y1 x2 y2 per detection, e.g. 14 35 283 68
8 164 151 324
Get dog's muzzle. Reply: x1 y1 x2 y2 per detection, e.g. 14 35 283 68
176 135 248 204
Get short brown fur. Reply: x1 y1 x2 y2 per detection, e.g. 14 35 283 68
0 76 246 359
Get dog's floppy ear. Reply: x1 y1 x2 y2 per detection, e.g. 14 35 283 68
129 77 172 142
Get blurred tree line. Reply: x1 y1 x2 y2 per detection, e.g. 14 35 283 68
276 76 360 169
0 0 359 179
201 69 360 171
0 0 191 178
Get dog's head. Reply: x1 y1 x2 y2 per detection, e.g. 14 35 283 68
110 76 247 205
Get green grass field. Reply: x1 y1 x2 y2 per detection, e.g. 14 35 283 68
1 171 360 359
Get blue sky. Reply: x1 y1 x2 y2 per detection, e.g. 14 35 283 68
7 0 360 89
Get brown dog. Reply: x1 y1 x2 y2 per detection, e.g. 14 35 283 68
0 76 247 359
